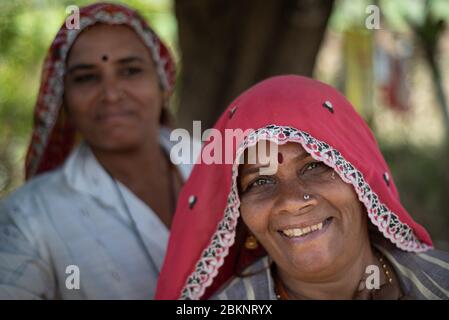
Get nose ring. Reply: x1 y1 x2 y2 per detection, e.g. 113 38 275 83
303 194 310 200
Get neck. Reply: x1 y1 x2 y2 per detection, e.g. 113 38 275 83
91 138 167 190
278 243 376 300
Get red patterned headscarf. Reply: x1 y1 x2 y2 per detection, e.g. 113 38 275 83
25 2 175 179
156 75 433 300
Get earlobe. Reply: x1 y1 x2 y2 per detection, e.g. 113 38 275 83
278 152 283 164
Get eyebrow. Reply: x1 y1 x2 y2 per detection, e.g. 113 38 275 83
240 151 311 176
116 56 145 64
67 56 145 74
67 64 96 74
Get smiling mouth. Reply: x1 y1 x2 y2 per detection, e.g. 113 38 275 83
278 217 334 239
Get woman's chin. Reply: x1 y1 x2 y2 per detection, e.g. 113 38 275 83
289 249 338 274
88 136 142 153
279 237 344 277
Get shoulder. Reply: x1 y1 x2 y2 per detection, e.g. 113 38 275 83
388 245 449 277
210 257 276 300
378 241 449 300
408 249 449 299
415 248 449 277
0 168 71 219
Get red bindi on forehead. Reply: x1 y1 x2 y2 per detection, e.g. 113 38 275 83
278 152 284 164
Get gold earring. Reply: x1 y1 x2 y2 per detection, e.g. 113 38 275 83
245 235 259 250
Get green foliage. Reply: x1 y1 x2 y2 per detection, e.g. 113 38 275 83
331 0 449 31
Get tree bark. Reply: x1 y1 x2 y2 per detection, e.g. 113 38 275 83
175 0 334 130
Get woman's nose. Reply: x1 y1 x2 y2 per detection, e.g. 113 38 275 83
101 74 122 103
273 180 317 216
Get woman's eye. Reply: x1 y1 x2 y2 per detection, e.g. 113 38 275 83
305 162 321 171
122 67 142 76
73 74 99 83
245 177 275 192
302 161 329 175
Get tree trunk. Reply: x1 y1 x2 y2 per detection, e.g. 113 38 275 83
175 0 334 130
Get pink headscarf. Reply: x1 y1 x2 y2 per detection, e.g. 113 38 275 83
156 75 432 300
25 2 175 179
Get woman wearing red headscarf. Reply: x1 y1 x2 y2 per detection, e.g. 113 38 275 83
0 3 193 299
156 75 449 300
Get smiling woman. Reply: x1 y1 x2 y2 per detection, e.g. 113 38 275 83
238 142 388 299
156 75 449 300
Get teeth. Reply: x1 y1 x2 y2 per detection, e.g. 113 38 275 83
282 221 324 238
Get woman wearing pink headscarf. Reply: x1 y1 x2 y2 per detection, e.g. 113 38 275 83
156 75 449 300
0 3 192 299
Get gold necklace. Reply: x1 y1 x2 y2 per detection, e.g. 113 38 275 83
377 252 393 284
273 271 290 300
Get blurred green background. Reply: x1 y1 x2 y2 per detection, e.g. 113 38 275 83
0 0 448 249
